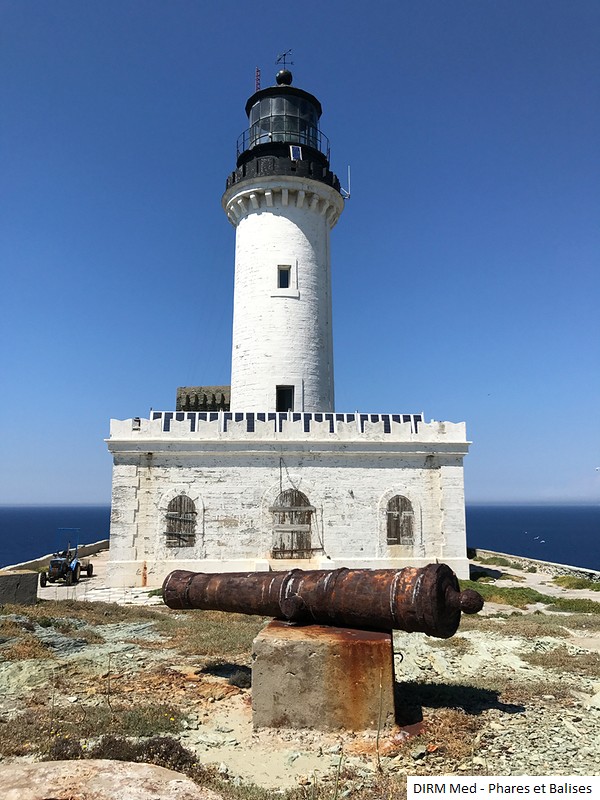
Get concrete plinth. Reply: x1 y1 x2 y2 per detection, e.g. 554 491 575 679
0 570 38 606
252 620 396 731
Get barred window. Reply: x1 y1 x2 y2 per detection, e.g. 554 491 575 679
386 495 414 546
270 489 317 559
165 495 197 547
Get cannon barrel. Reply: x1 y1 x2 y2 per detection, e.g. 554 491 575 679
162 563 483 639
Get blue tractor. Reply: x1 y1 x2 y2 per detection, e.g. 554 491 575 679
39 530 94 587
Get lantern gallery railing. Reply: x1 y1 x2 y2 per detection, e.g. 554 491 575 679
236 125 331 160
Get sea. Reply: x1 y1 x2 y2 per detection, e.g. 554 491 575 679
0 506 111 570
0 504 598 572
465 504 599 572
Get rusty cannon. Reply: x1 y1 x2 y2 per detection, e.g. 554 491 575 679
162 563 483 639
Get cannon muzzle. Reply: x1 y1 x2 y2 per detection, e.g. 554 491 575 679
162 563 483 639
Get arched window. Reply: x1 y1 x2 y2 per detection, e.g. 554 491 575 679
165 495 197 547
270 489 316 559
386 495 414 546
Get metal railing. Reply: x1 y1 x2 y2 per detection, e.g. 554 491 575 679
236 126 331 160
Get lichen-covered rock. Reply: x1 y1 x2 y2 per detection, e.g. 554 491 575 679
0 759 224 800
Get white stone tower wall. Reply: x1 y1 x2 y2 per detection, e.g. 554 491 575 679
224 177 344 412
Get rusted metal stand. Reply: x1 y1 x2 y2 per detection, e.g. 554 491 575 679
252 621 396 731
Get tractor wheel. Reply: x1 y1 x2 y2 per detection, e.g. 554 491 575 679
65 571 73 586
73 564 81 584
40 572 47 588
87 563 94 578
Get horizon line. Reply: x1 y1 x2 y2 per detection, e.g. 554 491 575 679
1 500 599 508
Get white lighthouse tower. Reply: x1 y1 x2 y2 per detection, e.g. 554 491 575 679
222 69 344 413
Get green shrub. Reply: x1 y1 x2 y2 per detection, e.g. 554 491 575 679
459 580 549 608
553 575 600 591
547 597 600 614
477 556 527 571
477 556 512 567
459 580 600 614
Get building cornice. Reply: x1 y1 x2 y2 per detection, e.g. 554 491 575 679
106 438 470 460
222 175 345 229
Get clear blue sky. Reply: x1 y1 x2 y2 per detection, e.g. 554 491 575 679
1 0 598 505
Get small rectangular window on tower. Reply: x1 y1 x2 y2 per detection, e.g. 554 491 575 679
289 145 302 161
277 266 291 289
276 385 294 412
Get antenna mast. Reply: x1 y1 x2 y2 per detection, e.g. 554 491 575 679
255 66 261 91
341 166 351 199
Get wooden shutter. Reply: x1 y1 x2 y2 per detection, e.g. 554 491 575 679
165 495 197 547
386 495 414 546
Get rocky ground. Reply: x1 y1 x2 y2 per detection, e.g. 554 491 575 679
0 553 599 798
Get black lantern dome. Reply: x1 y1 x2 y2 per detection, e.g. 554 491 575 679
275 68 293 85
225 71 340 194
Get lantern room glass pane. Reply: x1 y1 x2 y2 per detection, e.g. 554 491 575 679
246 93 321 150
298 120 308 145
260 97 271 118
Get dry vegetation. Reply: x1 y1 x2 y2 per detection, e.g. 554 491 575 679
0 598 416 798
2 599 164 626
427 636 471 653
418 707 482 762
1 633 51 661
1 591 599 799
0 703 183 758
162 609 268 658
458 610 600 637
520 645 600 677
0 602 266 660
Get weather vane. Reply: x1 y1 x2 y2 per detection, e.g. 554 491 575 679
276 49 294 70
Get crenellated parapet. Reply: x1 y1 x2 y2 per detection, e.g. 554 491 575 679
222 175 344 229
108 410 468 449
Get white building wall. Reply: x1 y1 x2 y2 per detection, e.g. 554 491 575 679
223 176 344 412
106 415 470 587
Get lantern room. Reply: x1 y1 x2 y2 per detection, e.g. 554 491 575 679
236 70 330 165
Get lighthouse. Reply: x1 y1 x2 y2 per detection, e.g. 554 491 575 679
222 69 344 413
106 66 471 588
